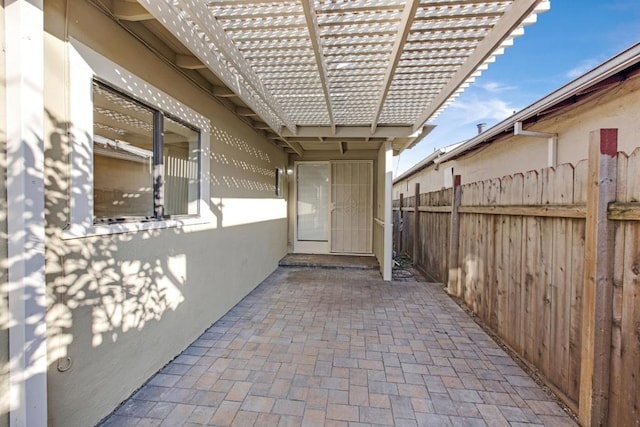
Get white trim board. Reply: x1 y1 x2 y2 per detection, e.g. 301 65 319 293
5 1 48 425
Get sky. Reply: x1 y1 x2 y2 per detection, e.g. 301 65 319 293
394 0 640 177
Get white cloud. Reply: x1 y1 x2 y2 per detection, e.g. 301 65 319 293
479 81 516 93
448 96 517 124
566 58 601 79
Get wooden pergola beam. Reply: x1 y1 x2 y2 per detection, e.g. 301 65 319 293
113 0 153 21
282 125 416 138
301 0 336 134
285 137 385 144
339 141 346 154
371 0 419 132
212 86 237 97
283 139 304 157
175 54 206 69
254 121 271 130
236 107 257 117
413 12 503 21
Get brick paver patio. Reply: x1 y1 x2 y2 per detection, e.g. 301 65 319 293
101 267 576 426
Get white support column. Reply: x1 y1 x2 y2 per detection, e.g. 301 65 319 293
5 1 47 426
383 140 393 281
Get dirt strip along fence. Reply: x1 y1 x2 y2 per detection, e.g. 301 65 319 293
392 130 640 426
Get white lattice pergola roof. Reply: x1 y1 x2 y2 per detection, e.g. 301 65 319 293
133 0 549 154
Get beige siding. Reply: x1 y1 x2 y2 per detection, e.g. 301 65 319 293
43 1 287 426
0 2 9 426
394 74 640 195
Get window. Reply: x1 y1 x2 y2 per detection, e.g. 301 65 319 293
92 80 199 223
275 167 283 197
67 38 211 238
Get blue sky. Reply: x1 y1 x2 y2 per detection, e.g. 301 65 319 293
394 0 640 176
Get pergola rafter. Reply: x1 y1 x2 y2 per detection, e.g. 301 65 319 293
373 0 423 132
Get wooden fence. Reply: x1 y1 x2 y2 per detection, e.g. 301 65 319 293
393 188 451 281
393 130 640 426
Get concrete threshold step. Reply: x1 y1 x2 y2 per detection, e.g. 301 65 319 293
279 253 379 270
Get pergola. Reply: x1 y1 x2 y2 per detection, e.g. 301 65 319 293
110 0 549 156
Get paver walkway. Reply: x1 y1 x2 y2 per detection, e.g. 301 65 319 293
101 268 576 426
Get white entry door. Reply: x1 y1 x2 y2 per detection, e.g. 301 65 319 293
294 162 330 254
330 161 373 254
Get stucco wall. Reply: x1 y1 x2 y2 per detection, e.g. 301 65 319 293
394 74 640 197
0 2 9 426
44 1 288 426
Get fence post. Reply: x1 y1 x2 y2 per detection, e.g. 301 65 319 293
579 129 618 426
447 175 462 296
397 193 404 254
413 183 420 265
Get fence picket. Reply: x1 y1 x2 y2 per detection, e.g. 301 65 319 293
477 180 488 319
608 152 627 425
498 175 512 341
510 174 525 352
550 163 575 395
619 147 640 425
521 170 541 368
568 160 587 404
539 167 554 372
486 178 500 329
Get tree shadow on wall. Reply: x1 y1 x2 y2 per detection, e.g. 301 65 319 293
39 109 188 379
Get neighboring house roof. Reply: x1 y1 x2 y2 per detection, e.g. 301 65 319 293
394 141 463 183
120 0 549 155
394 40 640 181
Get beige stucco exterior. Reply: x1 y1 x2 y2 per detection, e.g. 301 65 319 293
42 1 288 425
394 73 640 197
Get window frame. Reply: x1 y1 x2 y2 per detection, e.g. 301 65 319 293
65 38 212 239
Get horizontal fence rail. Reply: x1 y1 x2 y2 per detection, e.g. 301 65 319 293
394 202 640 220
